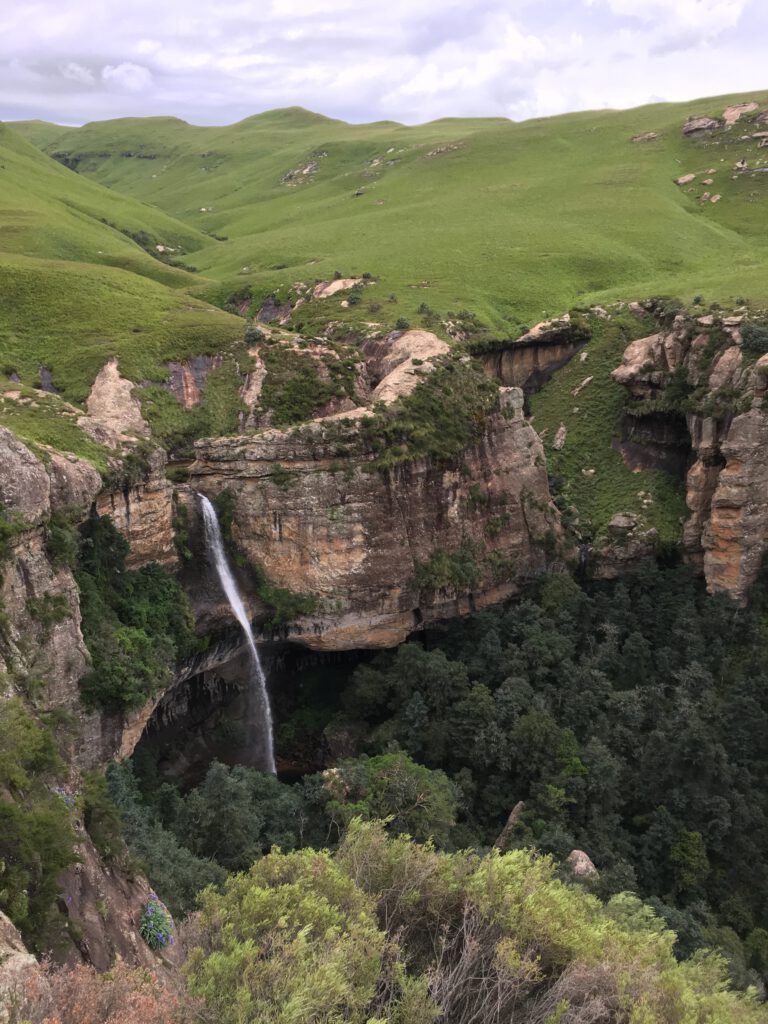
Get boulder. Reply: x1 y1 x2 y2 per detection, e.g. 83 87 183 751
566 850 599 878
682 116 723 135
552 423 567 450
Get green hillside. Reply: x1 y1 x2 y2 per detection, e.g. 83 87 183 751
0 121 244 462
14 92 768 336
4 92 768 470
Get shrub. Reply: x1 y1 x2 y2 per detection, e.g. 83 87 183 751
79 770 124 862
0 506 28 563
185 849 385 1024
107 761 226 917
183 820 768 1024
0 699 76 945
44 507 81 569
319 752 458 846
244 323 266 344
139 892 175 950
76 516 197 712
26 593 71 632
742 320 768 356
360 358 499 469
394 317 410 331
260 344 338 426
5 959 192 1024
415 537 481 593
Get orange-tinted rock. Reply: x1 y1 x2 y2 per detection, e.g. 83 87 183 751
191 389 559 650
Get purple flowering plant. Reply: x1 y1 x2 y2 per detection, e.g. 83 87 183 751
139 891 174 950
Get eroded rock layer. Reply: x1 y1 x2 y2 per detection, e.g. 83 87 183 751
190 388 559 649
611 314 768 602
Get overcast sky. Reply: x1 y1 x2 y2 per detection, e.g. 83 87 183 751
1 0 766 127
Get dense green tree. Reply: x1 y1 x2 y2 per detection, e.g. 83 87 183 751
76 516 197 712
181 819 768 1024
319 751 458 846
0 700 76 944
329 559 768 978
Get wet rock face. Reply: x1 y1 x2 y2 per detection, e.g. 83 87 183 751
191 389 559 650
611 315 768 602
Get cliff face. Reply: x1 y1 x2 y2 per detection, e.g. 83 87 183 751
611 315 768 602
0 428 183 768
94 449 178 570
479 318 589 394
190 388 559 650
0 428 106 766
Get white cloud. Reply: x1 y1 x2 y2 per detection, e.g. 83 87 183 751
61 61 94 85
601 0 746 29
101 61 153 92
0 0 763 125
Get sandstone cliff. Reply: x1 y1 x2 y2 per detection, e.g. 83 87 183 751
479 317 590 394
610 314 768 602
190 388 559 649
94 447 178 570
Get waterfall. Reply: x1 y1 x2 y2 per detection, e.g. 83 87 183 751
198 494 276 774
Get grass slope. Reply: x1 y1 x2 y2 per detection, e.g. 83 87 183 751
529 309 689 544
14 92 768 336
0 121 244 416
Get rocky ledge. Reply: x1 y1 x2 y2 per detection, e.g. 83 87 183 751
611 313 768 602
190 388 560 649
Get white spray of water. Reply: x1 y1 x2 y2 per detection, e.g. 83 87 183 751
198 494 276 774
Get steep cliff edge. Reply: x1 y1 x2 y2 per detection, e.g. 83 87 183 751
190 388 559 650
610 312 768 601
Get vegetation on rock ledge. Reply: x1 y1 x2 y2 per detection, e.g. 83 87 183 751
76 516 197 712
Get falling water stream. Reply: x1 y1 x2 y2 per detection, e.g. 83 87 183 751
198 494 276 774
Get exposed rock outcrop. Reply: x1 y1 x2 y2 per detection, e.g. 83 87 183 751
78 359 150 447
57 831 183 975
723 101 758 126
165 355 222 408
368 329 449 404
566 849 599 878
479 318 589 394
313 277 361 299
95 447 178 569
611 315 768 602
0 912 44 1018
190 388 559 649
682 116 723 135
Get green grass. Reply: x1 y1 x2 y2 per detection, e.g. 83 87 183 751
0 255 243 405
0 382 110 472
13 92 768 339
0 122 244 407
3 92 768 469
529 310 689 544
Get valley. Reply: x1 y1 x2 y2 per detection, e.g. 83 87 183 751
3 91 768 1021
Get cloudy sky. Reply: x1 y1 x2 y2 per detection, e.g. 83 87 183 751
1 0 766 126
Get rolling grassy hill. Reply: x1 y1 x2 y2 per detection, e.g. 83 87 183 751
3 92 768 487
0 121 244 462
13 91 768 337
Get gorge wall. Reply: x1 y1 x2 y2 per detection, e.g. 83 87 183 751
611 314 768 602
189 387 559 650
